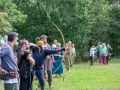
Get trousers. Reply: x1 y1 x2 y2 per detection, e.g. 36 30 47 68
33 67 44 86
4 83 19 90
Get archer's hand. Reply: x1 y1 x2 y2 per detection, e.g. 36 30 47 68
0 68 8 74
46 56 52 60
41 65 44 70
61 48 65 51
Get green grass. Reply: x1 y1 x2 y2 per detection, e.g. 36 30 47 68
0 81 4 90
0 58 120 90
33 59 120 90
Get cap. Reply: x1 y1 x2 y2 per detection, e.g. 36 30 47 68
37 40 44 45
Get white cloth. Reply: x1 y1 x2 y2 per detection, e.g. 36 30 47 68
0 80 4 83
4 78 18 84
0 78 18 84
52 44 56 49
90 47 96 56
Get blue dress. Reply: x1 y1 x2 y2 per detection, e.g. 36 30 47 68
52 51 63 74
97 49 100 59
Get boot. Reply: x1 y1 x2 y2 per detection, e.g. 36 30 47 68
41 86 44 90
38 84 41 90
49 82 53 89
44 75 48 81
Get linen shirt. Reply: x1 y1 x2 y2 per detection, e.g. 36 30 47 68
90 47 96 56
0 43 18 83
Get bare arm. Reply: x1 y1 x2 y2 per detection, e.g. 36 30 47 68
27 54 35 66
46 56 52 60
0 68 8 74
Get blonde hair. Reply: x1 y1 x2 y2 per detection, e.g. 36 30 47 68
40 35 47 40
56 43 61 47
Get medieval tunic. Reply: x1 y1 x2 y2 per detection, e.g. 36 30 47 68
43 44 53 72
52 51 63 74
64 47 72 70
43 44 53 85
71 47 76 65
17 51 33 90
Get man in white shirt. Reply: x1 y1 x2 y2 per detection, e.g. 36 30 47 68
52 40 57 49
89 46 96 66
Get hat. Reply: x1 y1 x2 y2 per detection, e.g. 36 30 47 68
37 40 44 45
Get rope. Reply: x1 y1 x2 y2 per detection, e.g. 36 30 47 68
52 62 62 74
52 67 78 89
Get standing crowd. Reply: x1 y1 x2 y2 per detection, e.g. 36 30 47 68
89 42 112 66
0 32 76 90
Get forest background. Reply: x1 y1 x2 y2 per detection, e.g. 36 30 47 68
0 0 120 62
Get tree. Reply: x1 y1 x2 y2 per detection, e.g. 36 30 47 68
0 12 12 34
13 0 120 61
13 0 95 61
108 0 120 56
87 0 112 45
0 0 26 35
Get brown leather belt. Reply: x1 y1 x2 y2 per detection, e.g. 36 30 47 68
9 71 18 79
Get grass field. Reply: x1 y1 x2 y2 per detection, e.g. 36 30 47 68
0 58 120 90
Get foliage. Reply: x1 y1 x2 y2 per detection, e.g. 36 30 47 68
13 0 94 61
0 12 12 34
108 1 120 56
0 0 26 35
12 0 120 61
88 0 112 44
